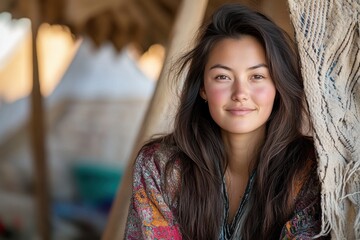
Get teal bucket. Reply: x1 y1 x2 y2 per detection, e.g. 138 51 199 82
72 161 123 205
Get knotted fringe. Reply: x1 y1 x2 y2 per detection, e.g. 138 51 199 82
287 0 360 239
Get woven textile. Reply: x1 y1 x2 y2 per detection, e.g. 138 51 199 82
288 0 360 239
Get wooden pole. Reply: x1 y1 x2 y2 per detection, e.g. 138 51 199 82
102 0 209 239
29 0 51 239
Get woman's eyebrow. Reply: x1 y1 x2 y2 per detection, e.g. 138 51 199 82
209 63 268 71
209 64 232 71
247 63 268 70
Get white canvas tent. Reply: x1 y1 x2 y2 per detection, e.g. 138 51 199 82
0 37 154 238
0 35 155 191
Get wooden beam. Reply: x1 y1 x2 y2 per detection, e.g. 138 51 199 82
125 2 147 45
0 0 12 12
84 11 112 47
31 29 51 240
101 0 209 239
135 0 172 36
64 0 125 29
29 0 51 239
157 0 179 12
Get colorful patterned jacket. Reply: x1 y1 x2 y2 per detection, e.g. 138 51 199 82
124 142 327 239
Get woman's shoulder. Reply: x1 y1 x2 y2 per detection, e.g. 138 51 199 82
133 138 182 204
126 139 183 238
135 138 180 172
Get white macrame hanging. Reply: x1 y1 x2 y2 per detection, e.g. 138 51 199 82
288 0 360 239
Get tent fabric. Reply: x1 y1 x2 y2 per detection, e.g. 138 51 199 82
288 0 360 239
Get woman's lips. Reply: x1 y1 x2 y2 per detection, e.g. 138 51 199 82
227 107 255 116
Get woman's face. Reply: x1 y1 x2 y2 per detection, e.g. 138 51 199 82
201 36 276 137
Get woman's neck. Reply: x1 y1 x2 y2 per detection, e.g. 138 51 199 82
222 126 266 223
222 126 266 176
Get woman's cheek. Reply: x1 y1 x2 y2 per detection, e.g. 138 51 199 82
253 84 276 105
207 87 227 104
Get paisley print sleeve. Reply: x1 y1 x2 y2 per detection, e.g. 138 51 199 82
124 143 182 240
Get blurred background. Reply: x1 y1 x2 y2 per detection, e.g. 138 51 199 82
0 0 292 239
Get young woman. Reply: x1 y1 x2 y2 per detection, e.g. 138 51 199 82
125 3 327 240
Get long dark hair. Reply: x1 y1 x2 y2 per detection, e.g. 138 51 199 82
159 3 314 239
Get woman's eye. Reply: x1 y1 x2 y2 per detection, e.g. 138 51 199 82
215 75 229 80
252 74 264 80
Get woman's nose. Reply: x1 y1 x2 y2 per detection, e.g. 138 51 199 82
231 79 249 102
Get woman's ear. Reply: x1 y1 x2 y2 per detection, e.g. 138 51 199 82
199 88 207 101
